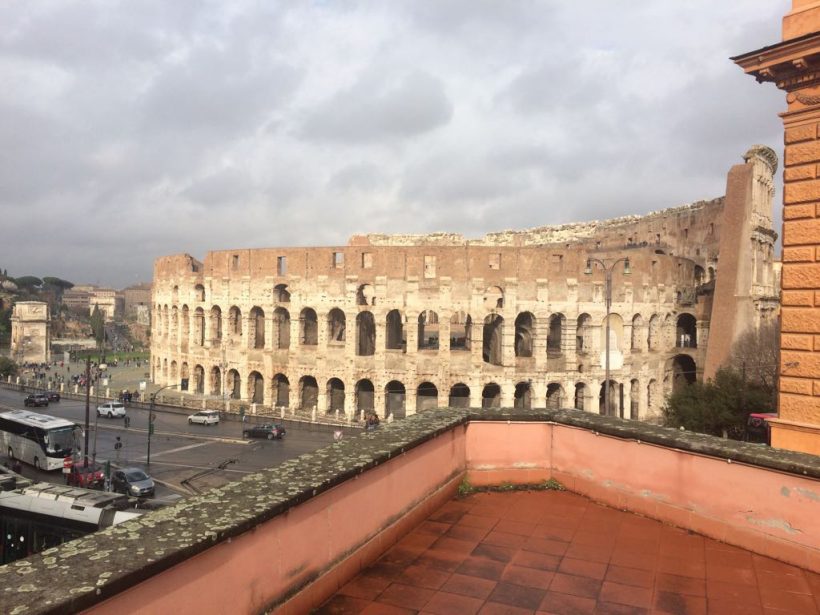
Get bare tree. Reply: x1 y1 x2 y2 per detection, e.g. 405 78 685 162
728 319 779 405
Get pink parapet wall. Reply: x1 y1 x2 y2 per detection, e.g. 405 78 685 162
465 421 820 573
84 427 467 615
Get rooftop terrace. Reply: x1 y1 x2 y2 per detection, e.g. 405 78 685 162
1 408 818 614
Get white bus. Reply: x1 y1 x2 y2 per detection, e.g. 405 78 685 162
0 410 82 471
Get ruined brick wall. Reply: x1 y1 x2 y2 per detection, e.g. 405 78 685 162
150 152 775 423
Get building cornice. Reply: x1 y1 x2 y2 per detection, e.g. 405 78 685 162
733 31 820 92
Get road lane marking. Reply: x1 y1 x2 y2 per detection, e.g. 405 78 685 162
132 460 253 473
133 441 210 461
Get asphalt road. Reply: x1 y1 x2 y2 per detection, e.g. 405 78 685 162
0 387 354 500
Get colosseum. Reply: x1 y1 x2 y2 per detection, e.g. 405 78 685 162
151 146 780 422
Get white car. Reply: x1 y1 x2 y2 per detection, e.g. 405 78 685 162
188 410 220 426
97 402 126 418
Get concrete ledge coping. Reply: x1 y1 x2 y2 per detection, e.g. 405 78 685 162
2 407 818 614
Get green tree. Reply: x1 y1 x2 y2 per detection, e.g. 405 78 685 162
663 367 772 439
13 276 42 289
41 277 74 290
0 356 17 378
90 304 106 354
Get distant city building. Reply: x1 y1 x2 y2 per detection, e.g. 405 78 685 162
62 289 91 314
123 283 152 325
88 288 123 322
151 147 779 423
10 301 51 363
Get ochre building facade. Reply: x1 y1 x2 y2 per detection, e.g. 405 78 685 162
151 148 778 422
735 0 820 454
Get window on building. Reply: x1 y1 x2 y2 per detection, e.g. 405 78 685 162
361 253 373 269
551 254 563 274
232 255 239 269
424 255 436 278
332 252 344 268
277 256 287 276
489 254 501 270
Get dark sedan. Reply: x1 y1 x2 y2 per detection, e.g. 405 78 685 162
46 391 61 402
23 394 49 407
242 423 285 440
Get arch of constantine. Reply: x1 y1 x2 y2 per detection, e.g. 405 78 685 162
151 146 780 422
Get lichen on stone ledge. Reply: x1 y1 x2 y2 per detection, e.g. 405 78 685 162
1 407 817 615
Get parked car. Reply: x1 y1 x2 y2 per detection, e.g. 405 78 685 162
188 410 220 426
242 423 285 440
24 394 49 407
65 462 104 490
45 391 61 402
111 467 155 497
97 402 127 418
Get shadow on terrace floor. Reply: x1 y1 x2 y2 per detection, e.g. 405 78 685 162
318 490 820 615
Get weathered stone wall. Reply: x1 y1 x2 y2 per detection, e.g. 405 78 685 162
149 151 777 423
10 301 50 363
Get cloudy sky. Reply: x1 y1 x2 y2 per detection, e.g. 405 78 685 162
1 0 788 288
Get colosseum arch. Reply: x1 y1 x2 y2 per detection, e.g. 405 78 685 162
327 378 345 413
416 382 438 411
274 308 290 349
356 284 375 306
630 379 640 419
669 354 697 391
172 285 179 304
574 382 588 410
227 369 241 400
355 379 375 413
300 376 319 409
181 362 190 390
170 306 179 341
386 310 405 351
163 305 169 338
631 314 644 351
170 360 178 381
484 286 504 310
162 358 168 378
300 308 318 346
193 365 205 394
449 312 471 351
449 383 470 407
418 311 439 350
576 314 593 354
272 374 289 407
482 383 501 408
249 307 265 349
385 381 406 418
228 306 242 340
514 381 532 408
327 309 346 344
209 306 222 344
274 284 291 303
181 306 190 349
514 312 535 358
546 383 564 408
601 313 624 354
483 314 504 365
676 314 697 348
598 380 622 417
356 312 375 355
194 284 205 302
547 314 565 355
248 371 264 404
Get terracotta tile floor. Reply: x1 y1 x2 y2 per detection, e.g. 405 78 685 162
316 490 820 615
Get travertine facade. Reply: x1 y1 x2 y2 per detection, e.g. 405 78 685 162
10 301 51 363
735 0 820 454
151 149 779 421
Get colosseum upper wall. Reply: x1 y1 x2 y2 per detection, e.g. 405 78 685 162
150 147 779 423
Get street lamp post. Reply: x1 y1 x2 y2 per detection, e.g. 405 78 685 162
147 383 179 466
584 256 631 417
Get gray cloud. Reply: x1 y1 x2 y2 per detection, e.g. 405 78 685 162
0 0 790 287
